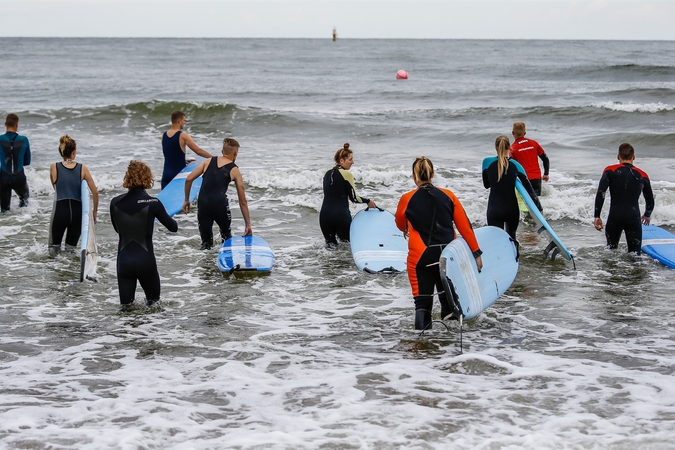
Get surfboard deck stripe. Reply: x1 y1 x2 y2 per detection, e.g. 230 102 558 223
642 225 675 269
217 235 275 273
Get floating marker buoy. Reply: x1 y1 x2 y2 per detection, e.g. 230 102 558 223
396 70 408 80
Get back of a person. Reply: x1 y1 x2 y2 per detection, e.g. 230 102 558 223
0 132 29 174
322 167 350 208
111 188 158 254
404 185 456 247
161 131 185 187
54 163 82 202
483 158 519 208
199 157 235 208
605 163 648 216
510 137 542 180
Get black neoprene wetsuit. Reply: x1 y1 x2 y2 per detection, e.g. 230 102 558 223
482 157 541 241
197 157 236 249
594 162 654 253
110 187 177 305
49 162 82 255
161 131 184 190
319 166 370 247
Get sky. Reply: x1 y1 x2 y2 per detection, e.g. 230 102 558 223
1 0 674 40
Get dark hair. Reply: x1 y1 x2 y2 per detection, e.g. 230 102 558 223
5 113 18 128
59 135 77 158
412 156 434 183
171 110 186 124
618 142 634 159
334 143 352 164
123 160 154 189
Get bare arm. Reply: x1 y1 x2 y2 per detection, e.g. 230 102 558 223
182 133 213 158
50 163 57 187
82 165 99 224
232 167 252 236
182 159 209 214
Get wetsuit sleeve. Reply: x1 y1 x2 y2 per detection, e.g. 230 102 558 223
340 168 370 204
643 177 655 217
517 170 543 211
110 199 119 233
23 138 31 167
155 202 178 232
594 168 611 218
539 152 549 176
481 157 492 189
395 191 412 232
444 189 481 256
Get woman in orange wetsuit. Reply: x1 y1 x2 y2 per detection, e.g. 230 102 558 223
395 157 483 330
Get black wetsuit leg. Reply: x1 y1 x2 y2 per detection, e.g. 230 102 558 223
413 247 445 330
210 203 232 242
530 179 542 196
487 212 519 241
319 209 351 247
606 216 642 253
50 199 82 252
117 250 160 305
0 171 29 211
197 203 232 248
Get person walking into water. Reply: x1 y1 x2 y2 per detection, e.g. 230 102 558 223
509 122 550 196
161 110 212 189
0 113 31 212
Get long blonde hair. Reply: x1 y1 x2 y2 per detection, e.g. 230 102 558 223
495 135 510 182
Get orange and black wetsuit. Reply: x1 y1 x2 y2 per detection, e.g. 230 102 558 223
319 166 370 248
395 183 481 330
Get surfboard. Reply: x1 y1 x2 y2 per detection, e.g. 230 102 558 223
157 158 204 216
80 180 98 282
642 225 675 269
515 189 529 213
515 178 574 264
439 226 518 321
349 208 407 274
217 235 275 274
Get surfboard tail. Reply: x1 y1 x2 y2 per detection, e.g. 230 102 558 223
439 256 463 320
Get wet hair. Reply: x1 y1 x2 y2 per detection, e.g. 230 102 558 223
618 142 634 160
171 110 186 124
512 122 526 138
123 160 154 189
59 135 77 159
5 113 18 128
495 135 511 182
222 137 240 155
412 156 434 184
334 143 352 165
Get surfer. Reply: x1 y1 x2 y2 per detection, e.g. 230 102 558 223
48 135 99 257
182 138 252 250
110 161 178 306
0 113 31 212
594 143 654 253
161 110 213 190
319 143 377 249
483 135 542 241
509 122 550 196
395 156 483 330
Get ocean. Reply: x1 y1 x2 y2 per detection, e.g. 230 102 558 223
1 38 674 449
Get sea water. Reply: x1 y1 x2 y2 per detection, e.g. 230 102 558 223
0 38 674 449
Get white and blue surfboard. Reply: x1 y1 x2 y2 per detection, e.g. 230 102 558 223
157 158 204 217
217 235 275 274
642 225 675 269
80 180 98 282
515 178 574 264
349 208 407 274
440 226 518 320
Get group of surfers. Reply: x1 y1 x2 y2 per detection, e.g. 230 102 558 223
0 112 654 327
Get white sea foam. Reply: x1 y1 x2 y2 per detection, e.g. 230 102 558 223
592 101 675 113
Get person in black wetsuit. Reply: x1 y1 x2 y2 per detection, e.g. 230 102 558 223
182 138 252 250
482 135 542 241
0 113 31 212
110 161 177 305
594 143 654 254
161 110 212 189
319 143 377 249
49 135 99 257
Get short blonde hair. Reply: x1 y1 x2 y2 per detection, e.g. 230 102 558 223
512 122 526 138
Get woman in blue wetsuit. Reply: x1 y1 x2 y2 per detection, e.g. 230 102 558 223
49 135 99 257
482 135 542 241
110 161 177 306
319 143 377 249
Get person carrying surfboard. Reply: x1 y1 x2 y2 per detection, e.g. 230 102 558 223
110 160 178 306
160 110 213 190
395 157 483 331
182 137 252 250
483 135 542 241
48 135 99 257
593 142 654 254
320 143 377 249
509 122 550 196
0 113 31 212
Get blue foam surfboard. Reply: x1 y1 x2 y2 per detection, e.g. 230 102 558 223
642 225 675 269
217 235 275 274
349 208 408 274
515 179 574 263
440 226 518 320
157 159 204 217
80 180 98 282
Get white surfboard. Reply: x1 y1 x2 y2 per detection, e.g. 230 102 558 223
349 208 407 274
440 226 518 320
157 158 204 217
217 235 275 274
80 180 98 282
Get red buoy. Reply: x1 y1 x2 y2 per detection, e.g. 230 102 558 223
396 70 408 80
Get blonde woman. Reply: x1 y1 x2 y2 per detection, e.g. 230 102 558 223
48 135 99 256
482 135 541 241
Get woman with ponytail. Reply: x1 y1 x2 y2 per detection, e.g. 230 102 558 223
48 135 99 257
482 135 541 241
395 157 483 330
320 143 377 249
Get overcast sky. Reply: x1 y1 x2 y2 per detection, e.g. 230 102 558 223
1 0 674 40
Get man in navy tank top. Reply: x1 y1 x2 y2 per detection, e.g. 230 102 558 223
161 110 212 189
